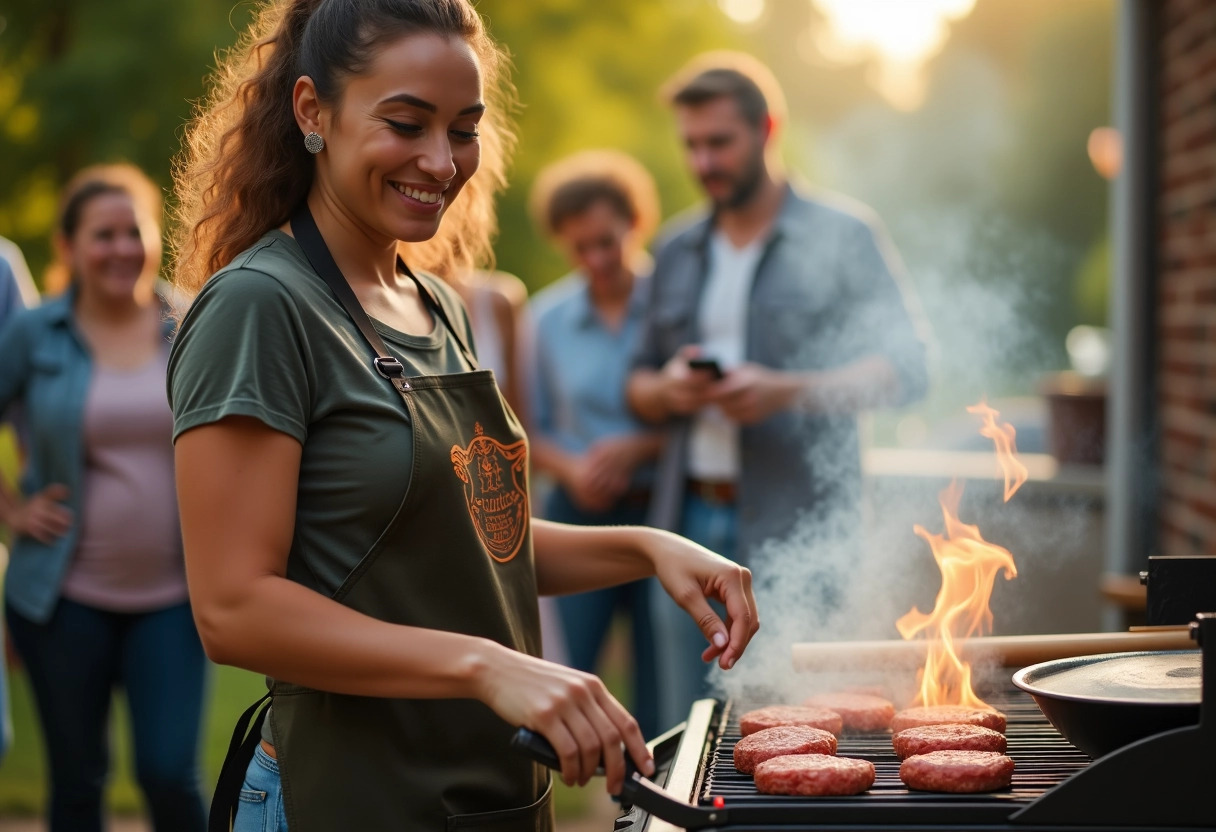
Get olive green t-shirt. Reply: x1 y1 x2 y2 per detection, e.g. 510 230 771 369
168 230 476 596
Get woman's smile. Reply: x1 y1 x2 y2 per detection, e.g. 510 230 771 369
389 180 446 212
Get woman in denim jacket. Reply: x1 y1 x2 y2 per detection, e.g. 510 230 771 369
0 164 206 832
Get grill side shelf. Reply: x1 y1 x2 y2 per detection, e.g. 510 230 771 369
644 698 723 832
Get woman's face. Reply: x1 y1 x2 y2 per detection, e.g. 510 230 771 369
65 191 158 302
315 31 484 245
554 199 637 291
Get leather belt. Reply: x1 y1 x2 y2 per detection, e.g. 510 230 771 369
686 478 737 504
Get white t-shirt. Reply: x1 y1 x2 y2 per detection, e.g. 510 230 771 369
687 231 765 480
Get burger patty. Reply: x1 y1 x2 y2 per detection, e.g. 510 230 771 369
739 705 844 737
732 725 838 774
900 750 1015 793
754 754 876 796
803 692 896 732
891 705 1007 734
892 723 1008 759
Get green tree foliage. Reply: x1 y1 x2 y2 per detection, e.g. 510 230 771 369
0 0 1111 333
475 0 741 290
0 0 255 282
1075 234 1110 328
0 0 739 291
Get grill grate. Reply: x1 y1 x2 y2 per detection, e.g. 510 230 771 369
699 691 1090 813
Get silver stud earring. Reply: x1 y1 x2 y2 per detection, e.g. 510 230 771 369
304 131 325 154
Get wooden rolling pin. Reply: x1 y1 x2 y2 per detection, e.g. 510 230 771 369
790 628 1195 672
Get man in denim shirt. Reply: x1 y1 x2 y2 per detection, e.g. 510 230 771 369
627 53 930 727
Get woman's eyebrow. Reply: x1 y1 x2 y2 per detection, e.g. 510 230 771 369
381 93 485 116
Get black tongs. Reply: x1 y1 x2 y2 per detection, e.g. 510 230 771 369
509 722 732 830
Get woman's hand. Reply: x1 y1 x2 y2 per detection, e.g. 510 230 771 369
6 484 72 544
473 645 655 794
648 530 759 670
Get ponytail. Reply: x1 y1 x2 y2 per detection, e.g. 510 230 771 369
170 0 512 300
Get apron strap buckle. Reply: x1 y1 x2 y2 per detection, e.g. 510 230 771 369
374 357 411 392
374 356 405 378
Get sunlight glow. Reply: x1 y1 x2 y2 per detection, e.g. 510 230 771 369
719 0 766 25
1087 126 1122 180
809 0 977 110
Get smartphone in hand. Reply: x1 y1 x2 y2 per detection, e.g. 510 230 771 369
688 357 725 379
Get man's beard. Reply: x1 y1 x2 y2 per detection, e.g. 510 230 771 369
706 152 766 211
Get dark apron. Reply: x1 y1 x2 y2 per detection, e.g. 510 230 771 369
210 205 552 831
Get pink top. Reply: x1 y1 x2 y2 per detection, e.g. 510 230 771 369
59 346 188 612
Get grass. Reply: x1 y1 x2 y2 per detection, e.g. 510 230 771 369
0 625 633 820
0 662 267 815
0 425 629 821
1 662 603 819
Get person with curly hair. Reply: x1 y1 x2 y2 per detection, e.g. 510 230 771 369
168 2 760 829
527 150 665 738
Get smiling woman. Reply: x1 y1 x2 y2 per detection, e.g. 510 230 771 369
165 2 759 831
171 0 513 298
0 163 207 832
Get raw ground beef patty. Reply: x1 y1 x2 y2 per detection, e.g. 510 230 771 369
803 692 896 732
900 750 1015 793
891 705 1007 734
754 754 876 796
739 705 844 737
733 725 838 774
892 723 1008 759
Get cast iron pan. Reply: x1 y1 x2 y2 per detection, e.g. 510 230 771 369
1012 649 1201 759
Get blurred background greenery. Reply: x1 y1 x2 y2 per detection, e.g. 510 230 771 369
0 0 1115 444
0 0 1115 819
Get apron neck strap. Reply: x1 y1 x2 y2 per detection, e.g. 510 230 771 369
289 202 477 397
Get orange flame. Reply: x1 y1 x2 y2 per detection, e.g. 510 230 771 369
897 402 1023 708
966 401 1027 502
896 480 1017 707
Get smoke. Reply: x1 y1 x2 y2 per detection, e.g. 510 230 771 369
707 53 1102 708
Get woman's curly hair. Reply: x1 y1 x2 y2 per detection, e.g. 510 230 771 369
170 0 515 298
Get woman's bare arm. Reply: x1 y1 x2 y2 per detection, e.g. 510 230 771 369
177 415 651 789
177 416 494 697
531 519 759 671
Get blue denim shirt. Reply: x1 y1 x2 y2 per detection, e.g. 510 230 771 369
0 288 176 623
631 185 931 564
0 257 26 324
528 272 654 489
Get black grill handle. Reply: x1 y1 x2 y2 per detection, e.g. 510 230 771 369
509 727 726 830
509 727 639 780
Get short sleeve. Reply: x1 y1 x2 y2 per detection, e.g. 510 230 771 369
0 257 25 323
0 307 33 415
168 269 312 443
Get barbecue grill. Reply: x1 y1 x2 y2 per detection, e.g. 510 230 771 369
600 610 1213 832
513 557 1215 830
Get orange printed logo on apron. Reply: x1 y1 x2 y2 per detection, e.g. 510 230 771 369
450 422 530 563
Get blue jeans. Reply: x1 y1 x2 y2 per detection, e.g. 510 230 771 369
650 492 738 730
234 746 290 832
6 598 208 832
545 487 660 739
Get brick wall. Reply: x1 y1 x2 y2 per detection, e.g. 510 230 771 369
1157 0 1216 555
